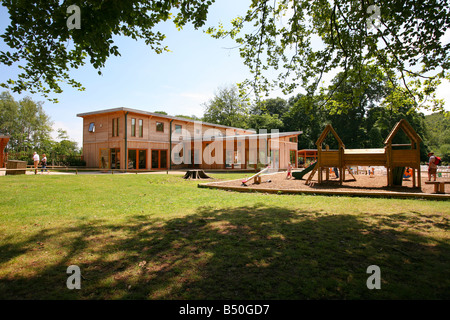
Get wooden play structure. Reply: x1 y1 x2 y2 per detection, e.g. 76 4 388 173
0 134 10 168
306 119 422 189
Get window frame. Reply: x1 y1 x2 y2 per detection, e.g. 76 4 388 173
156 121 164 133
112 118 119 137
131 118 136 137
139 119 143 137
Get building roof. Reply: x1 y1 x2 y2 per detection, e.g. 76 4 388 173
188 131 303 142
76 107 256 133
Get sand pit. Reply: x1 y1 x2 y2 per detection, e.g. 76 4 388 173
201 170 449 199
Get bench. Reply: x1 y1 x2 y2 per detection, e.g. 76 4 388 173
425 181 450 194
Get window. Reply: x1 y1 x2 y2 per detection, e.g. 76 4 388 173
131 118 136 137
152 149 167 169
128 149 147 170
156 122 164 132
139 119 143 137
111 148 120 169
88 122 95 132
289 136 298 143
175 124 182 134
290 150 296 165
112 118 119 137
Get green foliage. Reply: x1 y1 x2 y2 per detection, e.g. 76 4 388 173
424 112 450 163
202 84 249 128
174 114 201 121
0 0 216 100
282 94 326 149
251 97 289 117
0 91 54 152
0 91 80 161
209 0 450 113
247 113 283 132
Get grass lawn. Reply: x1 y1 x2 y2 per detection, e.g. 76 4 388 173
0 173 449 299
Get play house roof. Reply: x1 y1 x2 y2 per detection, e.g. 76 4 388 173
315 124 345 148
383 119 422 145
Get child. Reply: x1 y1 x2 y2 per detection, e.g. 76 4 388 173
286 162 292 179
40 153 48 174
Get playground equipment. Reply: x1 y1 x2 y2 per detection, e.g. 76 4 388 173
241 166 270 186
292 162 317 180
306 119 422 189
0 134 9 168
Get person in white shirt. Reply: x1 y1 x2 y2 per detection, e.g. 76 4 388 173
33 152 39 174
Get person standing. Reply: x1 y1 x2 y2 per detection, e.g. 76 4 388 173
428 152 437 181
286 162 292 179
33 152 39 175
333 167 339 178
41 153 48 174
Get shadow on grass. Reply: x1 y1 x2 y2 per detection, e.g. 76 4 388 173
0 204 449 299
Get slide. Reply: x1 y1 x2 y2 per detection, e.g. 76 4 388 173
292 162 317 180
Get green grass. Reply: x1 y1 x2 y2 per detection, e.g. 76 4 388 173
0 173 449 299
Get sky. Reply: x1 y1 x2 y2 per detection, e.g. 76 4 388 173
0 1 449 147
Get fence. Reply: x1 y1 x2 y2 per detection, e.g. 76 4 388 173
0 166 171 175
3 152 84 167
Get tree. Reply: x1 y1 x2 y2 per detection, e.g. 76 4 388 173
175 114 201 120
247 113 283 131
54 128 79 156
209 0 450 113
323 65 390 148
0 91 54 152
251 97 289 117
202 85 249 128
0 0 216 101
282 94 326 149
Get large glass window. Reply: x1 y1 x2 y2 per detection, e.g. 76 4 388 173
151 149 168 169
139 150 146 168
128 149 146 169
100 148 109 168
128 149 136 169
111 148 120 169
290 150 296 166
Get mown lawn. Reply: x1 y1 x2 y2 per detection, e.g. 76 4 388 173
0 173 449 299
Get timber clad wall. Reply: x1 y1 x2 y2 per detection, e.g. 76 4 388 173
78 108 300 170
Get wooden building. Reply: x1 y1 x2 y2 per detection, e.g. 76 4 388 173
0 134 10 168
77 108 302 171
